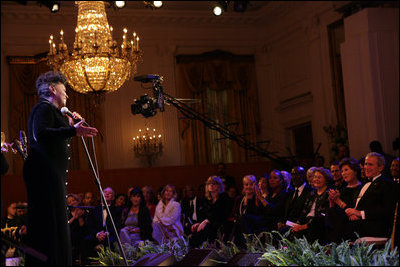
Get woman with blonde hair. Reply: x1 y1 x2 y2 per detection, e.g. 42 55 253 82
231 175 264 248
190 176 231 247
306 166 317 188
141 185 157 218
152 184 184 244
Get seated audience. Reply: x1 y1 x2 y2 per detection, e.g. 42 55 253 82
257 170 289 232
231 175 263 248
119 187 153 247
278 166 313 232
82 187 122 264
82 191 96 207
329 158 363 210
327 157 362 242
1 203 19 228
1 202 27 259
344 152 397 239
281 171 293 192
306 166 317 188
197 183 206 201
369 140 396 177
156 186 164 202
181 185 206 236
226 185 239 201
15 202 28 218
190 176 231 247
358 157 368 184
291 167 332 244
225 185 240 240
152 184 184 244
67 193 87 264
390 157 399 247
176 187 184 203
390 157 399 183
330 161 346 192
142 186 157 218
114 193 128 210
257 174 269 199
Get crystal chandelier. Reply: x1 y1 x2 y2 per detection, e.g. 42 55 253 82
133 128 163 166
47 1 142 95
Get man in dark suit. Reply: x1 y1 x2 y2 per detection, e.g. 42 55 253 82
345 152 397 238
82 187 122 264
277 166 314 232
330 161 346 192
181 185 205 236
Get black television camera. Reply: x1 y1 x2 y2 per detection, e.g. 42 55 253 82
131 74 165 118
131 94 159 118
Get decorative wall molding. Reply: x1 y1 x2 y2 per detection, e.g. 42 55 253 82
275 92 313 112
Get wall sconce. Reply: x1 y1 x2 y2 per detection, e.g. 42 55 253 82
133 128 163 167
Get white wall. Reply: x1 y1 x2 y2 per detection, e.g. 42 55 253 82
341 8 399 159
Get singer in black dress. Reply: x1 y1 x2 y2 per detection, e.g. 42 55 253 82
23 71 97 266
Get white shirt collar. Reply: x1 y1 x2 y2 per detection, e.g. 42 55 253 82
295 182 306 193
371 174 382 182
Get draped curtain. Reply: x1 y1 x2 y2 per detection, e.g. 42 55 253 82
8 57 105 174
175 50 260 165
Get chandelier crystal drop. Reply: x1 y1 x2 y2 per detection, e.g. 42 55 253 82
47 1 142 94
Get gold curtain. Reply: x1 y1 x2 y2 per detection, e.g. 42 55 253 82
176 50 260 165
8 56 105 174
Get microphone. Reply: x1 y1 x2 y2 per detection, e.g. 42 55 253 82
61 107 82 124
61 107 91 127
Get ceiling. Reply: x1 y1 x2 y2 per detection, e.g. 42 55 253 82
2 1 271 14
1 1 278 29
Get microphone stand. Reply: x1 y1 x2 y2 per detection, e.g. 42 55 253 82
79 135 128 266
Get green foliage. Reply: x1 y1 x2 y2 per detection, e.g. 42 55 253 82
90 236 190 265
261 231 399 266
89 231 399 266
200 239 240 262
200 232 269 261
89 245 127 266
244 232 270 252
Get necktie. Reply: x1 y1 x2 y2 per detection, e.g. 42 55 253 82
292 188 299 201
102 207 107 227
192 199 197 221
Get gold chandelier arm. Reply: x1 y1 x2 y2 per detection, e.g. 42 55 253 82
46 1 142 96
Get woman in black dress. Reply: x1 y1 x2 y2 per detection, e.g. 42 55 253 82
291 167 332 244
327 157 362 242
231 175 263 248
256 170 288 232
190 176 231 247
23 71 97 265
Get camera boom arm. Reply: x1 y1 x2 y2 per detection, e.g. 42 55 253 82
162 91 290 169
133 75 290 169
